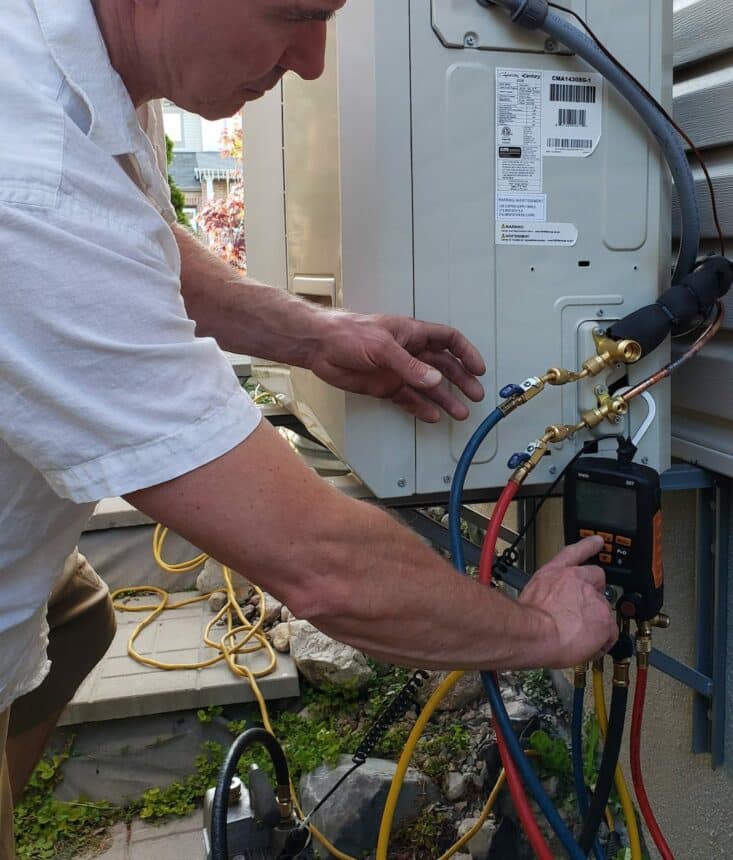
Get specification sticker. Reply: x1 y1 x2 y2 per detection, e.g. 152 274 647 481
542 71 603 158
496 69 543 193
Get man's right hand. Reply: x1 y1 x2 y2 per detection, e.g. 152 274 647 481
518 536 620 669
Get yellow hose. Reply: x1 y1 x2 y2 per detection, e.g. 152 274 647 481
592 664 642 860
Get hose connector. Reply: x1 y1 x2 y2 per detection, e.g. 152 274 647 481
635 620 652 670
613 659 631 688
499 376 547 415
574 664 588 689
276 786 293 820
581 388 629 430
482 0 549 29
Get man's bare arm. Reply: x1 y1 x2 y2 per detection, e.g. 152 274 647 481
174 225 486 423
125 420 617 671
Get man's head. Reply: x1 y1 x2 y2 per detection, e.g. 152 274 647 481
94 0 346 118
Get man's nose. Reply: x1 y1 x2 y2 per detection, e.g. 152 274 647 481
280 22 328 81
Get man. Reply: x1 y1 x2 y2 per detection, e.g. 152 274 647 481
0 1 617 855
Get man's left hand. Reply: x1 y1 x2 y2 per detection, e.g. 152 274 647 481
308 313 486 422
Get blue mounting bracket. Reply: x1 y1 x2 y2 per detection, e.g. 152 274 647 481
648 464 731 768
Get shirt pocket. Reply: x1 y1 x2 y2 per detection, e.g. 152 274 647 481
0 95 64 209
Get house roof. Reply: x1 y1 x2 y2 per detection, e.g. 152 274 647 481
168 151 239 191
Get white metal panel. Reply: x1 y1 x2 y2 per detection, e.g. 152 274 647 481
671 0 733 475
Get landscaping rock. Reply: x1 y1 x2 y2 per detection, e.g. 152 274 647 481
208 592 227 614
445 771 471 802
270 622 291 653
281 605 295 623
196 558 252 603
504 697 539 730
288 621 372 690
299 756 439 857
416 671 484 711
457 816 497 860
260 592 283 625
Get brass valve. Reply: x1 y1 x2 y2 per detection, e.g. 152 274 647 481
613 659 631 688
581 386 629 430
581 330 642 379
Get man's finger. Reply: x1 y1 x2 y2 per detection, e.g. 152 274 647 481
575 564 607 592
416 382 470 421
392 387 442 423
547 535 605 569
381 340 444 390
418 349 485 403
412 322 487 376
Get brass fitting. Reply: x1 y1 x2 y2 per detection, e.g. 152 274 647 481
635 620 653 669
651 613 671 630
510 437 550 484
612 659 631 688
545 367 588 386
581 330 643 379
592 658 604 674
574 664 588 689
581 388 629 430
500 376 547 416
276 786 293 819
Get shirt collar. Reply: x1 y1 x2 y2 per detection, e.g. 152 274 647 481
32 0 141 156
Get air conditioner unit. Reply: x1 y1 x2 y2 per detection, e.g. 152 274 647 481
244 0 672 499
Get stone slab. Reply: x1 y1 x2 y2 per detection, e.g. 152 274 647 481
60 599 299 727
92 813 203 860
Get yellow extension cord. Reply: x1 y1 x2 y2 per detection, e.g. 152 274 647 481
592 664 643 860
113 526 521 859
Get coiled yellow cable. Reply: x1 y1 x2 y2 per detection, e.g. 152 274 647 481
126 529 519 860
592 664 642 860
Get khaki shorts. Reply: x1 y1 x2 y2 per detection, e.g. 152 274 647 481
0 551 117 859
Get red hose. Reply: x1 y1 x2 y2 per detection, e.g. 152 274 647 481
480 480 553 859
631 666 676 860
492 684 554 860
478 480 520 585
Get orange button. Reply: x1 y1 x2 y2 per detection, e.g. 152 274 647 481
598 532 614 543
603 543 613 554
580 529 595 538
599 554 612 564
616 536 632 547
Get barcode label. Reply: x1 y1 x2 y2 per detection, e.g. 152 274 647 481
550 83 597 104
547 138 593 150
558 108 587 127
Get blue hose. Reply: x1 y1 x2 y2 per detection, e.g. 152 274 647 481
573 687 606 860
448 407 587 859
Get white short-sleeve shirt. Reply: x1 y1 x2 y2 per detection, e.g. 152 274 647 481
0 0 261 709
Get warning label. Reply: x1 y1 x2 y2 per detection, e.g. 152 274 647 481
496 221 579 246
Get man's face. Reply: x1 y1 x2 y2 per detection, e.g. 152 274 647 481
161 0 346 119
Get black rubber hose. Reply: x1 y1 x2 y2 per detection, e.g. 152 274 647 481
579 682 629 854
212 727 290 860
609 255 733 355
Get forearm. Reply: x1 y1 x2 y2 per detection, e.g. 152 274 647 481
127 420 552 672
175 223 331 366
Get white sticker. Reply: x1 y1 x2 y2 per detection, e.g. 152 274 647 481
496 222 579 246
496 69 543 193
496 194 547 222
542 71 603 157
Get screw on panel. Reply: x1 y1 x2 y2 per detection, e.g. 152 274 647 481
549 466 558 476
397 478 407 488
464 31 478 47
545 38 557 52
641 457 649 465
596 309 605 318
443 475 452 485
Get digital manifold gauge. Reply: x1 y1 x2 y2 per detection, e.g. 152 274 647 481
563 458 664 623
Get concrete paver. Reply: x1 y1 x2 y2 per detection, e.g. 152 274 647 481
60 599 299 726
92 812 203 859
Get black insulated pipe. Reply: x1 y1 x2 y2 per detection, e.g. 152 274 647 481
212 727 291 860
609 256 733 356
578 682 629 854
